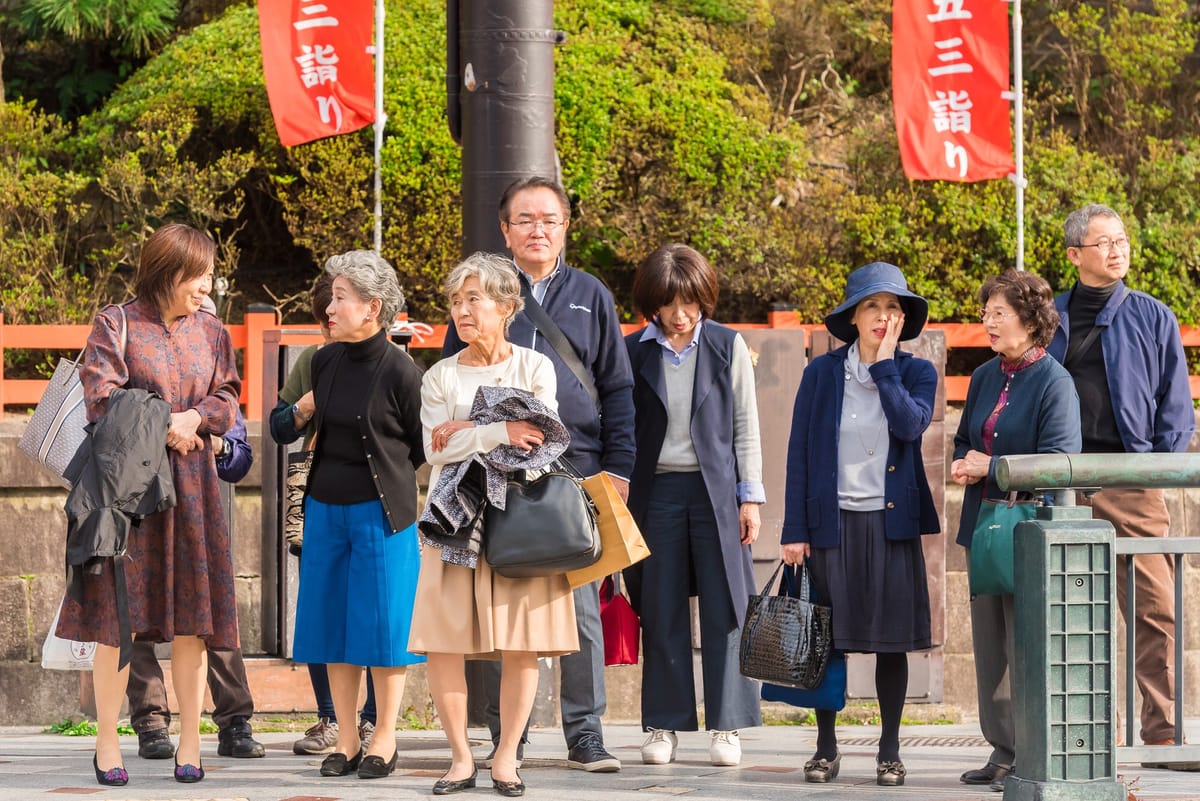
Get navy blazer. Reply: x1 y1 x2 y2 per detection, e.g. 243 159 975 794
782 346 940 548
952 354 1081 546
623 321 757 627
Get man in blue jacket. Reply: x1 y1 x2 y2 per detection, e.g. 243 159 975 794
1048 203 1195 769
443 176 636 772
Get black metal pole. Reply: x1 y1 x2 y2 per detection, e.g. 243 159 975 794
451 0 562 257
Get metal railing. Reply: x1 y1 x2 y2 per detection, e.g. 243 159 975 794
998 452 1200 770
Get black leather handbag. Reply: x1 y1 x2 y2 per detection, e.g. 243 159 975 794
739 561 833 690
484 460 602 578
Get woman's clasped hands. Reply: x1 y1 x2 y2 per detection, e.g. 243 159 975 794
950 449 991 486
165 409 206 455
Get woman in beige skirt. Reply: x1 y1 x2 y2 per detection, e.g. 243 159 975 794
409 252 578 798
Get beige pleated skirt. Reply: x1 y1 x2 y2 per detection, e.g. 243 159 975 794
408 545 579 659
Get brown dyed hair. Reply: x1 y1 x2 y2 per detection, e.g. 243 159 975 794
978 269 1060 347
632 243 719 320
134 224 216 312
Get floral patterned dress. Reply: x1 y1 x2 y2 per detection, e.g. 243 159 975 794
56 298 242 649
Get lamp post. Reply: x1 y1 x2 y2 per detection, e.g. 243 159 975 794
447 0 564 257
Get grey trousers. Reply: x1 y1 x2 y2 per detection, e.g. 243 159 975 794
482 580 607 748
969 582 1016 768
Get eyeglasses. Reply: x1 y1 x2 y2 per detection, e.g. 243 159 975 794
1075 235 1131 256
505 219 564 234
979 309 1019 323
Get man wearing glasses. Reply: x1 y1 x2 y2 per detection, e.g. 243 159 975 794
443 176 635 773
1048 203 1195 769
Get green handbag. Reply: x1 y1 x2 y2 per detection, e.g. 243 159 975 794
968 494 1039 596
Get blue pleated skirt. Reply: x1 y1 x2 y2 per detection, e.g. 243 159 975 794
293 497 425 667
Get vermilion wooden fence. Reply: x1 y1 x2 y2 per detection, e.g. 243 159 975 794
3 308 1199 418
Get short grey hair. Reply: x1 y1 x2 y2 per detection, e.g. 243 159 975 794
323 250 405 325
443 252 525 332
1064 204 1124 248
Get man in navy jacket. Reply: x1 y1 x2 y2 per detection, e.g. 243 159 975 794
443 177 636 772
1048 204 1195 767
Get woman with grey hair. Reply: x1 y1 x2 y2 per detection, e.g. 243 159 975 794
289 250 427 780
409 252 579 798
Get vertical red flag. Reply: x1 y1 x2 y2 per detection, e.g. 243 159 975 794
892 0 1014 181
258 0 375 147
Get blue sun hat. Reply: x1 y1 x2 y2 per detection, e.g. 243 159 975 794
823 262 929 342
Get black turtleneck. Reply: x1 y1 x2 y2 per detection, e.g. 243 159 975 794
1065 282 1122 452
309 328 390 505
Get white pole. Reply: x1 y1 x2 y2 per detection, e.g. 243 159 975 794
1012 0 1025 271
373 0 386 254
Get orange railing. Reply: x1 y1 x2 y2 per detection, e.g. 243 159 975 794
4 308 1200 418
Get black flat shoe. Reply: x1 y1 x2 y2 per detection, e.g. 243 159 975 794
173 758 204 783
492 769 525 797
433 766 479 795
961 762 1009 785
320 749 363 777
358 750 398 779
93 755 128 787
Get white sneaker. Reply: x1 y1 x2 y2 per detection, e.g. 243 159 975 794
641 729 678 765
709 730 741 766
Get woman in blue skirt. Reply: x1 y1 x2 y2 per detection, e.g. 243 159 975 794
286 250 426 780
781 262 941 787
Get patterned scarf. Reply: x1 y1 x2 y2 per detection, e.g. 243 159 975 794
981 346 1046 456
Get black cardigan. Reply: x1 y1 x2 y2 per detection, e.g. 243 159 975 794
309 336 426 533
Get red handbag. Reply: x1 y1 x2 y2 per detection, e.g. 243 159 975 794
599 574 640 666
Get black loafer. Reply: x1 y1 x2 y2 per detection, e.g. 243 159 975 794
358 750 398 779
320 749 363 777
961 762 1009 785
433 767 478 795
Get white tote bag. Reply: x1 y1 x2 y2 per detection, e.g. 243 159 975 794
41 599 96 671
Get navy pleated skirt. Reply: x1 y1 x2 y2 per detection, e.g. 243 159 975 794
806 509 932 654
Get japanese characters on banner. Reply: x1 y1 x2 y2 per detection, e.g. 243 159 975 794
892 0 1014 182
258 0 375 147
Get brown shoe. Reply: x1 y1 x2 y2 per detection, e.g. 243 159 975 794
803 752 841 783
877 760 906 786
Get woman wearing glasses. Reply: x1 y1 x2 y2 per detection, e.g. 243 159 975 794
952 268 1081 791
782 262 939 787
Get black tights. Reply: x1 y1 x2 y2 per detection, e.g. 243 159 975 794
814 652 908 763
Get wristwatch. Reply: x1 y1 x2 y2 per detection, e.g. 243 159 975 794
217 438 230 458
293 403 311 423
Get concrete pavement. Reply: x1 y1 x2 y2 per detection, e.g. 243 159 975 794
2 722 1198 800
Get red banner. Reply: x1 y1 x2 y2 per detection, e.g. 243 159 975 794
892 0 1013 181
258 0 375 147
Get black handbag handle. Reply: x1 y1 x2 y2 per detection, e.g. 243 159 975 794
760 561 813 604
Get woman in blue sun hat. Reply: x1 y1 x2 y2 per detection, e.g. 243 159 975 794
781 261 941 787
